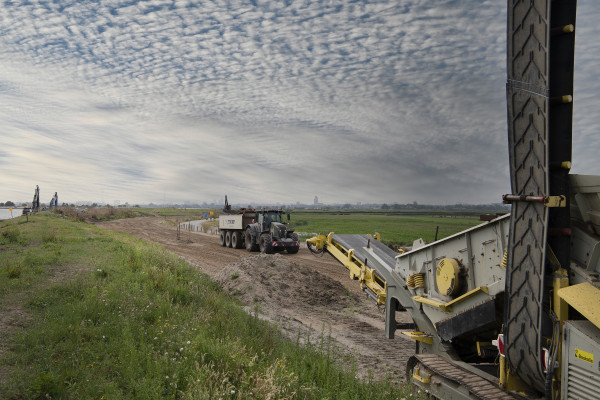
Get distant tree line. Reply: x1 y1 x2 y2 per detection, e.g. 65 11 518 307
380 202 510 211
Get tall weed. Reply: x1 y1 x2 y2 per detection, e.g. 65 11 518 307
41 228 59 243
1 226 20 243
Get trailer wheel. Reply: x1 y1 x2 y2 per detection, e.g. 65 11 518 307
232 231 242 249
245 229 258 252
259 233 273 254
225 230 232 248
219 230 226 246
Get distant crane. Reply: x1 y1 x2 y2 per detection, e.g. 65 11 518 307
49 192 58 209
32 185 40 212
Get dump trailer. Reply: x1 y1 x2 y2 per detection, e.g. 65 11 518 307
219 196 300 254
219 212 255 249
308 1 600 398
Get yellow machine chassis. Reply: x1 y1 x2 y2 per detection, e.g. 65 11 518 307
306 232 387 305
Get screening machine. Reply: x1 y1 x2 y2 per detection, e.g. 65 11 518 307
308 180 600 400
307 1 600 398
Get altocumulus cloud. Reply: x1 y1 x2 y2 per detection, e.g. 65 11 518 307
1 0 599 205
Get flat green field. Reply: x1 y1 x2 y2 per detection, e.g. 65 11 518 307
289 211 498 248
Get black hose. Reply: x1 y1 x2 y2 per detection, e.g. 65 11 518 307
306 241 325 257
545 310 560 400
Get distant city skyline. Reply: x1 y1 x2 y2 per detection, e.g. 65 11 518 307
2 194 509 210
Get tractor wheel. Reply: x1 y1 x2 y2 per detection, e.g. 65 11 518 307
287 232 300 254
225 231 232 248
259 233 273 254
219 231 226 246
231 231 242 249
287 246 299 254
245 229 258 252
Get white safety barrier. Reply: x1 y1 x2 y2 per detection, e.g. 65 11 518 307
179 219 219 235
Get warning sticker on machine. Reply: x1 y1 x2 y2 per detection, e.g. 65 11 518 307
575 349 594 364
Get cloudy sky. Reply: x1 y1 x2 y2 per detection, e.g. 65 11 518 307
1 1 599 206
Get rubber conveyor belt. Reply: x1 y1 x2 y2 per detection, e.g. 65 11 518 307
331 234 398 271
504 0 576 392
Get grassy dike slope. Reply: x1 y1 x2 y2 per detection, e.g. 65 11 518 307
0 214 415 399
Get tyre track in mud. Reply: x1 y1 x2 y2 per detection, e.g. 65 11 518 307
96 216 415 380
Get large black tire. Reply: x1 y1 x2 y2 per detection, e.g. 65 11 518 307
287 232 300 254
219 231 226 246
245 229 258 252
231 231 242 249
245 229 253 252
225 230 232 248
259 233 273 254
287 246 299 254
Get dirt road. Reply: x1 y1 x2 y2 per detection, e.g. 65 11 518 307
96 216 416 381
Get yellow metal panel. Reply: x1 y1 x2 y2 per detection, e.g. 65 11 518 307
446 286 488 306
558 282 600 329
412 286 489 313
552 269 570 386
499 356 531 392
476 341 492 357
499 355 507 389
544 195 567 208
412 367 431 383
401 331 433 344
313 232 387 305
553 269 569 323
305 235 327 250
413 296 452 312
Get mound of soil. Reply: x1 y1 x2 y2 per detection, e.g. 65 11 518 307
215 253 415 381
215 253 359 313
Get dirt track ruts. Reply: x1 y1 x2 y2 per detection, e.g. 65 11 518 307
96 216 416 381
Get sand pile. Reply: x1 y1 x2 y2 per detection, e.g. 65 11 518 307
215 253 359 314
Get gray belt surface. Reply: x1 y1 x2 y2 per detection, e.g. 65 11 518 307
332 234 397 270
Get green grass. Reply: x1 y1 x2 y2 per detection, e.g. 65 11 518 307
0 213 419 400
289 210 494 248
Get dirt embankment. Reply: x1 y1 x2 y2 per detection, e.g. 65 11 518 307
96 216 415 380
